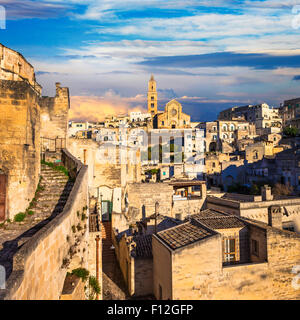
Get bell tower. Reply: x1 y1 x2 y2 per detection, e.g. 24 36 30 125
147 74 157 116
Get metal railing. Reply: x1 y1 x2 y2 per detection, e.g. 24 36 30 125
40 137 66 160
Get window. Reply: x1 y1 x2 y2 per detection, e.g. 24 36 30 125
224 238 236 263
151 103 154 108
212 162 216 168
151 96 154 100
252 239 259 257
162 121 164 126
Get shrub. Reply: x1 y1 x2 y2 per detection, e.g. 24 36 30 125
283 126 298 137
14 212 26 222
71 268 89 282
88 276 101 300
27 210 34 216
41 160 69 177
272 183 293 196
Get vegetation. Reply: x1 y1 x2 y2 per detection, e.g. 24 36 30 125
69 268 101 300
70 268 89 282
272 183 293 196
283 126 298 137
41 160 69 177
14 212 26 222
88 276 101 300
227 181 273 195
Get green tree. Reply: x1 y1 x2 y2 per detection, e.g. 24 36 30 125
283 126 298 137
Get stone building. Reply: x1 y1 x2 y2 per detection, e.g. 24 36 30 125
112 215 180 297
198 120 255 153
126 181 207 224
156 100 191 129
152 208 300 300
146 75 191 129
207 186 300 232
279 97 300 129
0 43 70 221
218 103 282 134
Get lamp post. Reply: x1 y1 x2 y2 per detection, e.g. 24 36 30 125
95 235 100 300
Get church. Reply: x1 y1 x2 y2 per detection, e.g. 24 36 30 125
147 75 191 129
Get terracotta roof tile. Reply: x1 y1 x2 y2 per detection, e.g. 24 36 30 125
134 234 152 258
156 220 214 250
191 209 246 230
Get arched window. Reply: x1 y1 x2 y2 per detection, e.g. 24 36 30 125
253 150 259 159
222 124 228 131
230 124 235 131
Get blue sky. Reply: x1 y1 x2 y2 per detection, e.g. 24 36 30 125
1 0 300 121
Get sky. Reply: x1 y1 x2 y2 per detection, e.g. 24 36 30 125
1 0 300 122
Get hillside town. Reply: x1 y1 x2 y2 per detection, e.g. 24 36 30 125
0 43 300 300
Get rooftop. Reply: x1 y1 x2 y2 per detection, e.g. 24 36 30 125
133 234 152 258
191 209 246 230
156 219 215 250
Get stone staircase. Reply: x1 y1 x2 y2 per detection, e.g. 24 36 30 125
32 165 74 220
101 221 129 300
0 164 74 278
101 222 115 263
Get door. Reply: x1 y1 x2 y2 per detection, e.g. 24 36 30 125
0 174 7 221
101 200 112 222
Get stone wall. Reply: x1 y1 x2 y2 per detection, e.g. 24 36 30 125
152 236 173 300
40 82 70 141
127 183 173 219
2 150 89 300
0 44 41 95
0 80 40 221
112 229 134 295
152 221 300 300
134 258 153 297
112 230 153 297
172 198 205 219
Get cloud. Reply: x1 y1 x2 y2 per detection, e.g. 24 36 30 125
293 75 300 81
139 52 300 70
69 91 147 122
1 0 71 19
36 71 67 76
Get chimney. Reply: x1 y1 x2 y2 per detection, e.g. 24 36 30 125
268 206 282 229
261 185 273 201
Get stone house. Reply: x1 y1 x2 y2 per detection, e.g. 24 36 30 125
112 215 180 297
152 209 300 300
279 97 300 128
207 186 300 232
